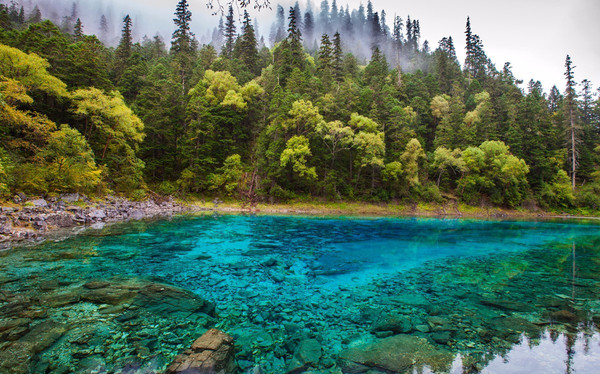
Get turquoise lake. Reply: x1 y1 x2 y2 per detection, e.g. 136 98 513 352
1 214 600 373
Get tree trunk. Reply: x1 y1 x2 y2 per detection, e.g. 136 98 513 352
102 136 112 159
570 107 576 191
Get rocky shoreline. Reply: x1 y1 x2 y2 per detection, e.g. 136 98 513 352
0 193 190 250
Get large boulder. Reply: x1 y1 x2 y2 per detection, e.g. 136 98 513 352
88 209 106 220
286 339 323 373
372 314 413 333
338 334 454 373
132 283 216 317
166 329 235 374
60 193 83 203
29 199 48 208
45 213 75 228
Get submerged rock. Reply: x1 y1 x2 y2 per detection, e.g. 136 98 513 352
0 320 68 374
550 310 578 323
338 334 453 373
372 314 413 334
286 338 323 373
132 282 216 317
166 329 235 374
480 298 535 312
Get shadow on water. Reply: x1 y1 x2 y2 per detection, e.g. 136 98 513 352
0 214 600 373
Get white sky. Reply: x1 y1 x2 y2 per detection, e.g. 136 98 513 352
45 0 600 93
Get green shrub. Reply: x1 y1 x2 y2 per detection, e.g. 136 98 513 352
130 189 147 201
157 181 177 195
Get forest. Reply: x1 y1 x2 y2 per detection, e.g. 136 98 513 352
0 0 599 212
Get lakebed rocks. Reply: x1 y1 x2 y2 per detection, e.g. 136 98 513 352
338 334 454 373
0 194 187 249
0 276 217 374
166 328 235 374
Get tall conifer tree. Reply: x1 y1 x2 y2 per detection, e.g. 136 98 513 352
222 5 236 58
564 55 578 190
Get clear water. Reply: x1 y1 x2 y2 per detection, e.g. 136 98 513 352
1 214 600 373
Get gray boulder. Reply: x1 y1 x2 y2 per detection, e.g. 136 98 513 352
88 209 106 220
30 199 48 208
129 209 145 220
60 193 82 203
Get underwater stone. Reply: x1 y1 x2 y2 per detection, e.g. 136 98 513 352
415 324 430 333
80 285 136 305
488 316 541 337
338 334 454 373
550 310 578 323
295 338 322 365
271 271 286 283
480 298 535 312
431 331 452 345
372 314 413 334
166 329 235 374
77 355 106 373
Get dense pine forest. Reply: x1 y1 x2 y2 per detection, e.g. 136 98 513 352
0 0 599 212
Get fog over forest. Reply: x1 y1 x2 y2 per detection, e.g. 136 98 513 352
2 0 599 92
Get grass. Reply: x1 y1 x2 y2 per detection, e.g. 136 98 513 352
180 197 579 219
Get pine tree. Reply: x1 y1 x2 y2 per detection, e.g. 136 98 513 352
331 0 339 26
366 0 374 23
114 14 133 78
211 17 225 50
171 0 196 94
332 32 343 81
293 1 303 31
406 15 413 50
564 55 577 190
172 0 194 55
548 86 562 113
319 0 330 35
17 5 24 25
318 33 333 71
581 79 593 126
236 10 259 75
371 12 381 49
99 14 109 42
288 6 303 47
73 18 84 41
28 5 42 23
464 17 488 82
413 20 420 48
465 16 476 81
392 16 403 66
303 10 314 45
270 5 286 45
222 5 236 58
356 3 366 34
343 6 353 35
380 10 389 36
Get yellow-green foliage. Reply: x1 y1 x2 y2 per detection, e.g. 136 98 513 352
71 88 145 192
0 45 67 155
209 154 246 195
401 138 426 187
280 136 317 181
194 70 263 111
0 44 67 98
0 150 9 198
40 124 102 193
458 141 529 206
